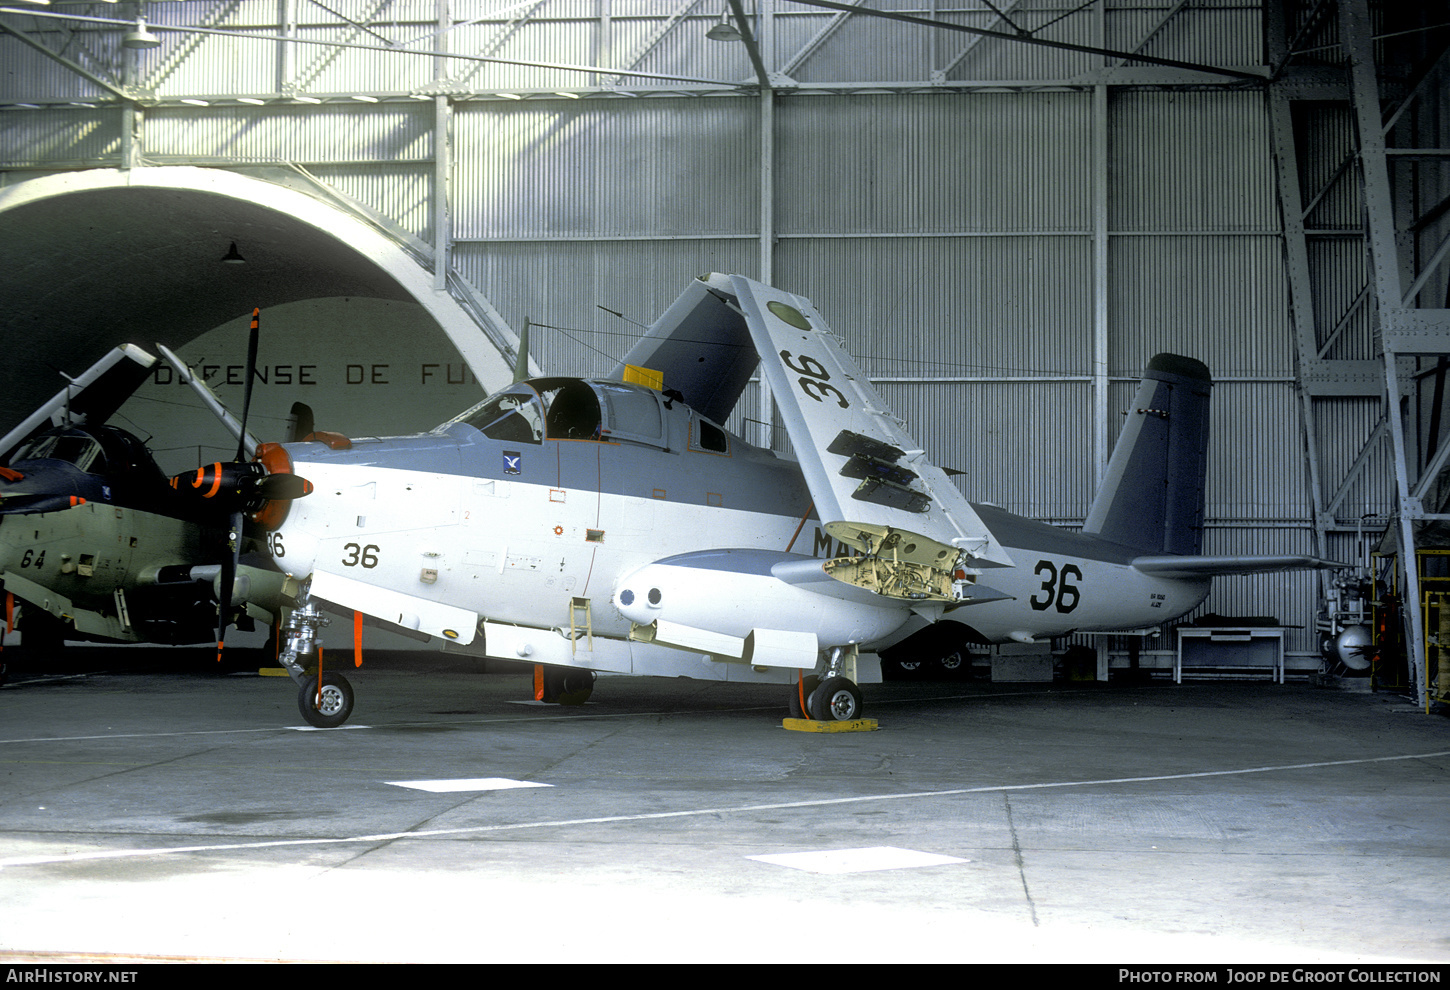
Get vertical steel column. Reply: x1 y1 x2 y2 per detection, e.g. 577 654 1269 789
433 0 452 294
1092 82 1109 491
120 1 140 170
757 87 776 450
748 0 778 450
1090 1 1109 490
1339 0 1427 705
278 0 296 96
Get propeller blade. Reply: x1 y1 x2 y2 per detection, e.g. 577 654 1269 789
256 473 314 501
236 309 260 462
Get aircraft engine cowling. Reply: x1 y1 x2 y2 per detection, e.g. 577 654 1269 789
613 549 913 666
167 441 312 529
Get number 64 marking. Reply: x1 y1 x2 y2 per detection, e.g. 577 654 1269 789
1030 560 1082 613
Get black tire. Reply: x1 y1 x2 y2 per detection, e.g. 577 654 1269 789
298 671 354 728
788 675 820 719
936 650 968 677
807 676 863 721
557 670 596 706
539 666 595 705
883 657 925 680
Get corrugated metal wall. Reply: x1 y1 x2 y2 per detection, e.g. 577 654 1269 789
0 1 1353 655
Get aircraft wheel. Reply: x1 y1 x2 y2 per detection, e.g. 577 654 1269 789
540 667 595 705
807 676 862 721
558 670 595 706
886 657 925 680
298 671 354 728
0 661 7 687
789 675 820 719
936 650 969 678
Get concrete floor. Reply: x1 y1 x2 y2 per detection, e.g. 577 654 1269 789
0 650 1447 965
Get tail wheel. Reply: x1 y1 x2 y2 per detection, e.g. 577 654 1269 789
807 676 862 721
298 671 354 728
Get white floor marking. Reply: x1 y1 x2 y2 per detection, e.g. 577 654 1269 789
3 748 1446 871
386 778 552 793
747 846 968 874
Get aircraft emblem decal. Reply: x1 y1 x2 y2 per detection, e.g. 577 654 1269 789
503 451 522 475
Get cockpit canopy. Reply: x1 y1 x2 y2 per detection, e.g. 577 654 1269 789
446 378 673 450
9 426 161 479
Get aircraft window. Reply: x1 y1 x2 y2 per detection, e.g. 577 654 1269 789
457 385 544 444
538 381 603 441
593 382 665 447
14 432 105 472
694 419 729 454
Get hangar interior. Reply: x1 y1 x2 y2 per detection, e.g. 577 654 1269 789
1 0 1447 704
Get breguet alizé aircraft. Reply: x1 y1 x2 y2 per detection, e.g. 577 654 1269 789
159 273 1333 728
0 331 304 681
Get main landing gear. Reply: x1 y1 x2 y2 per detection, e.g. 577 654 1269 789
535 665 596 706
788 646 865 721
276 587 355 729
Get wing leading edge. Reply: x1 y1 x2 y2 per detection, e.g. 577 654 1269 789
729 275 1012 606
1131 554 1346 579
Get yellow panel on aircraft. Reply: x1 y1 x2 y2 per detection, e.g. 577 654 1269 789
623 365 664 391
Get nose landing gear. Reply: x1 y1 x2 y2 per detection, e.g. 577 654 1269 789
276 585 353 728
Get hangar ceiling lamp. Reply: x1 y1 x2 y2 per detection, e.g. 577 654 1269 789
221 242 245 265
122 18 160 49
706 7 742 42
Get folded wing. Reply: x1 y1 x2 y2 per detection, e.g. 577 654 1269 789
729 275 1011 605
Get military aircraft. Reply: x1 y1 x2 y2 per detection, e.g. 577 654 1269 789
167 274 1336 727
0 337 302 677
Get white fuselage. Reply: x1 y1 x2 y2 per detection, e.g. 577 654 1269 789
268 400 1209 671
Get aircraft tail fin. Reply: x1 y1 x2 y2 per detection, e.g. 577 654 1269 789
1083 354 1212 557
610 274 756 425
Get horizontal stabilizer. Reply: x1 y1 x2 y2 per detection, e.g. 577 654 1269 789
1131 555 1348 579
